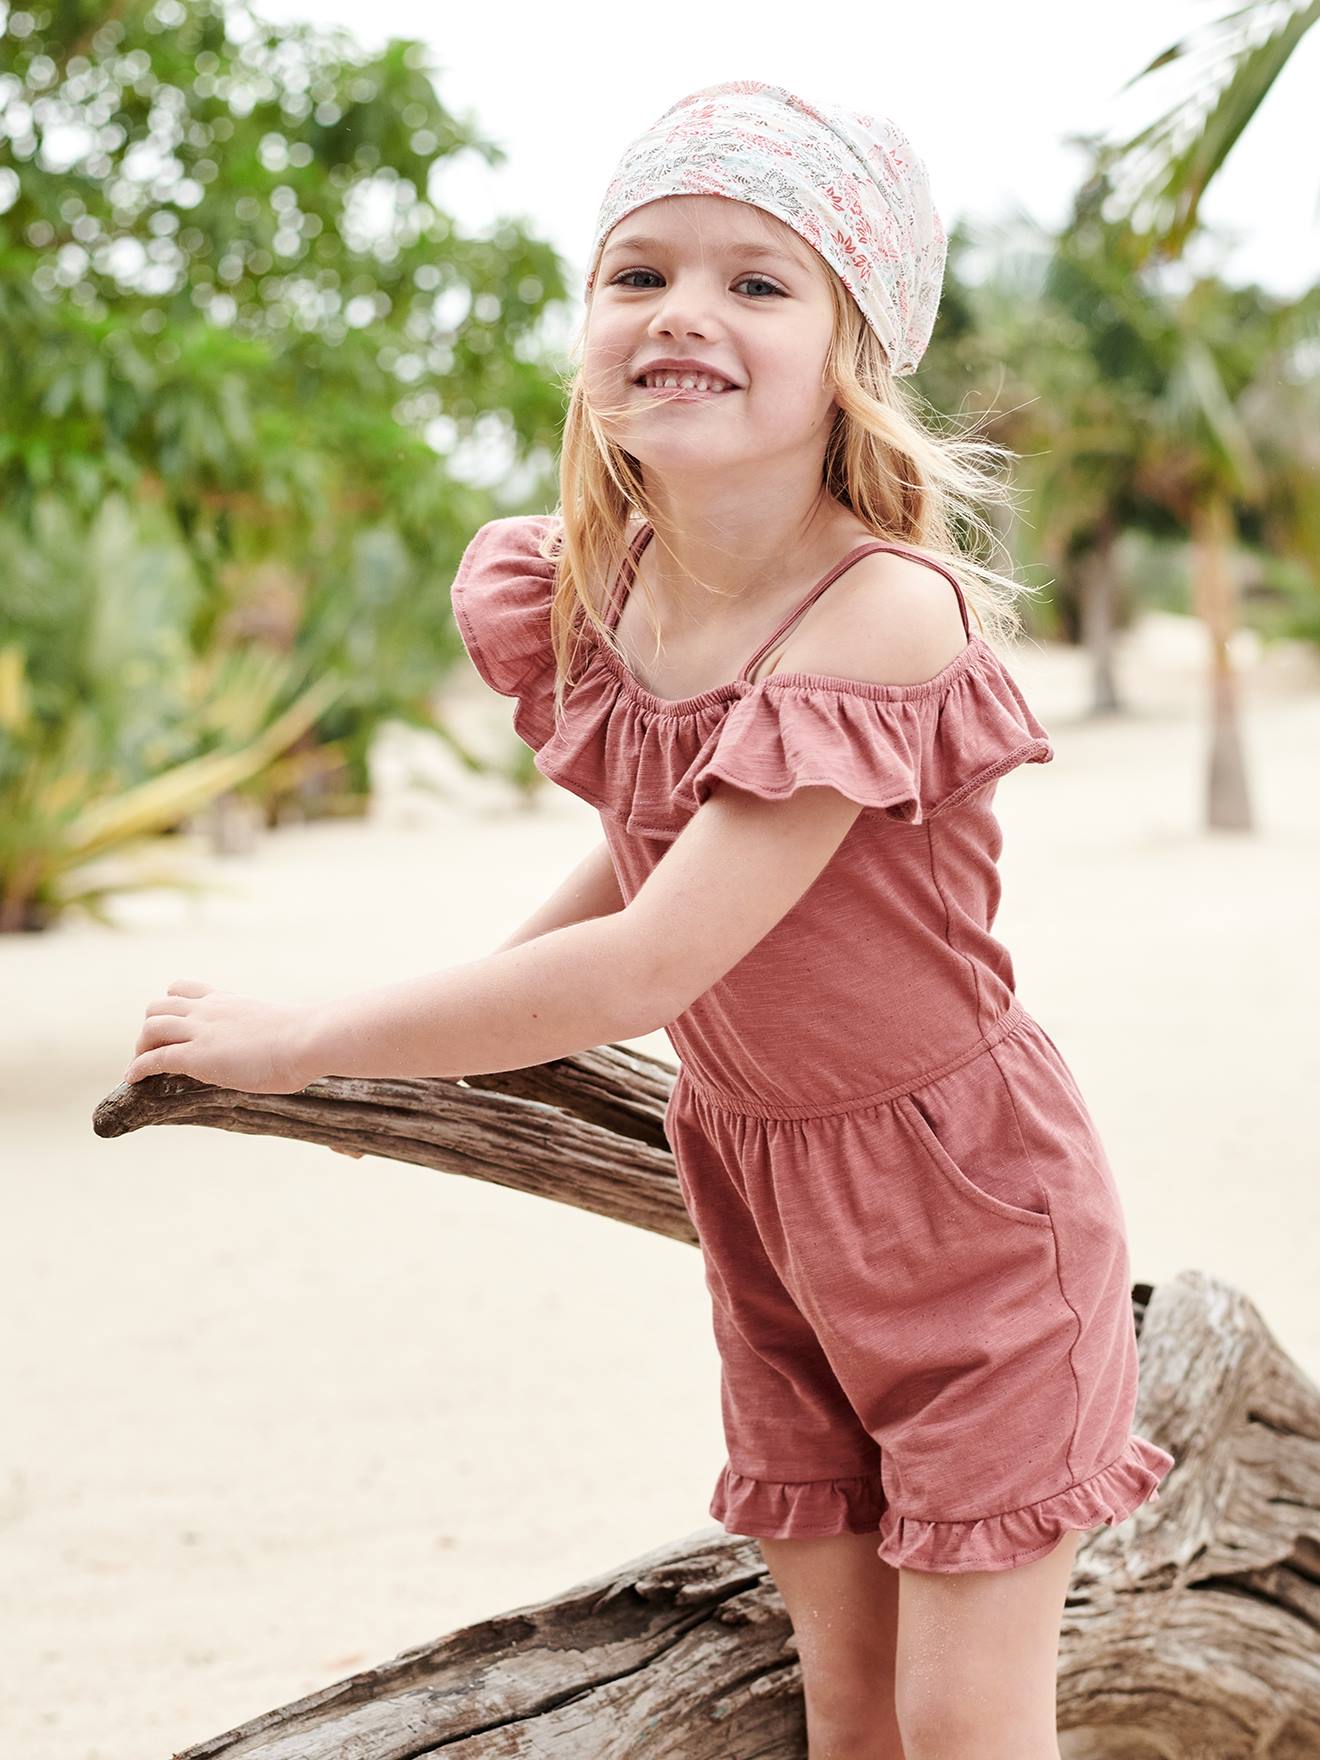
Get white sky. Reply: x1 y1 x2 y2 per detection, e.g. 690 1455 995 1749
252 0 1319 303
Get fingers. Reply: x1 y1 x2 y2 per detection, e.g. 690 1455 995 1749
145 995 194 1019
124 980 212 1086
124 1048 193 1084
134 1016 192 1058
132 980 211 1066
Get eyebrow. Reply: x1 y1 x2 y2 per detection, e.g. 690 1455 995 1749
601 233 807 269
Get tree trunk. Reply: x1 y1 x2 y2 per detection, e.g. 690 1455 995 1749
93 1062 1320 1757
1079 518 1123 716
1189 495 1254 833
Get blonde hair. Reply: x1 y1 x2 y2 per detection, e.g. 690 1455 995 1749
536 229 1045 727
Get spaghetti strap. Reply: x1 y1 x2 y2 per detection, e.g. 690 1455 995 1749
737 540 972 682
605 523 655 634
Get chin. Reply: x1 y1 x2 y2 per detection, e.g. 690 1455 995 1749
635 449 737 481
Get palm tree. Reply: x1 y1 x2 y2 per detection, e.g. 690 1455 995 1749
1066 5 1320 829
1096 0 1320 267
945 174 1309 832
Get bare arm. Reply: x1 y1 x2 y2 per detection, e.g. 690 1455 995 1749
328 840 627 1145
293 781 865 1081
492 837 626 954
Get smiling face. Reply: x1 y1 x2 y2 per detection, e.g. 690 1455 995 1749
583 194 839 483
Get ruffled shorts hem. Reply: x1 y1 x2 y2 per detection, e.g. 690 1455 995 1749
710 1464 888 1538
711 1433 1175 1572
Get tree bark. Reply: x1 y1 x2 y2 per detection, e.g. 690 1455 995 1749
94 1059 1320 1758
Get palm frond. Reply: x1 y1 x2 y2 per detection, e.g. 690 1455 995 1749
1101 0 1320 259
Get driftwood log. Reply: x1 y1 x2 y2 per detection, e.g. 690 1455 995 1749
93 1052 1320 1759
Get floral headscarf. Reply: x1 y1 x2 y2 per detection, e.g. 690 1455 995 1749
584 80 948 377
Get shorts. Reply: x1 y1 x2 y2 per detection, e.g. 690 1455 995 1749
663 999 1176 1574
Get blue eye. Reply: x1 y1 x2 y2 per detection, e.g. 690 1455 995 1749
609 269 785 298
737 275 786 298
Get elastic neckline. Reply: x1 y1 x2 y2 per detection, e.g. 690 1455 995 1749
596 521 986 715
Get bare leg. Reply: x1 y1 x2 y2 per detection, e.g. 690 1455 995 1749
758 1532 907 1760
894 1529 1081 1760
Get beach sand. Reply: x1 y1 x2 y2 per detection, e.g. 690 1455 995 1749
4 612 1318 1759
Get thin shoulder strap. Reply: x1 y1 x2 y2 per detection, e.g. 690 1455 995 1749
604 522 654 633
737 540 972 681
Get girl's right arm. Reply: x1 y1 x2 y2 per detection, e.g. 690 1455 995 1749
491 836 626 954
332 838 624 1152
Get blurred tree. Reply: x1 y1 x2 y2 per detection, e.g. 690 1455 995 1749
1074 0 1320 830
0 0 571 928
921 161 1318 834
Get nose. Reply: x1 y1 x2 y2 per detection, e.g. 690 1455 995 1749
646 274 720 340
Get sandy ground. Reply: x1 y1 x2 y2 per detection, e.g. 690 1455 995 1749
4 611 1319 1760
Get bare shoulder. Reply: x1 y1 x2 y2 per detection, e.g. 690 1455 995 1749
775 547 972 688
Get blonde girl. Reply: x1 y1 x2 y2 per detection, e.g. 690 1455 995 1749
125 80 1174 1760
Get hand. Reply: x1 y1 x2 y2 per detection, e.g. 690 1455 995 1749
122 978 320 1094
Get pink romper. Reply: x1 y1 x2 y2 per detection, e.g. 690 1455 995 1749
452 513 1176 1574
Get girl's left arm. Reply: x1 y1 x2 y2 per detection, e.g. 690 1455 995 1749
122 782 866 1092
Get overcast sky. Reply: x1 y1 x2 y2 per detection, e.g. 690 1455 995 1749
251 0 1318 304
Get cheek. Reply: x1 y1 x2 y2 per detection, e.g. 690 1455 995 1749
740 332 830 415
583 309 635 376
743 374 828 425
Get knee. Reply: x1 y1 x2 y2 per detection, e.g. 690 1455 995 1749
799 1640 898 1755
894 1688 987 1759
894 1684 1044 1760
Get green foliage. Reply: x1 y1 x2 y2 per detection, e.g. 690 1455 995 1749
0 0 571 928
1097 0 1320 265
0 486 349 930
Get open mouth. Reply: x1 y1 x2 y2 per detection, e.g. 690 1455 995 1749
632 370 741 395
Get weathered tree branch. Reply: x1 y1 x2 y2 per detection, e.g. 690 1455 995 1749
93 1046 696 1244
95 1055 1320 1757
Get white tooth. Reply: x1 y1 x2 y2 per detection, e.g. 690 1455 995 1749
642 371 733 390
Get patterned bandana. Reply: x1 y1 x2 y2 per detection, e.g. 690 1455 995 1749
584 80 948 377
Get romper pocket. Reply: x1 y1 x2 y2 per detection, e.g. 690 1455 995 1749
895 1088 1053 1231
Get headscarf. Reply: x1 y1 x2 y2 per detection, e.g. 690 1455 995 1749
584 80 947 377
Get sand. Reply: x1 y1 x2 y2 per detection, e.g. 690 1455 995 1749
4 611 1318 1759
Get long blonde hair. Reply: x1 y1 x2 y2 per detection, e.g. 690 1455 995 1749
535 245 1045 727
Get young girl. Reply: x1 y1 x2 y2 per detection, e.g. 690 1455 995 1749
125 81 1175 1760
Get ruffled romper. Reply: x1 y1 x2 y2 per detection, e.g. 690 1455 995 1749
451 512 1176 1574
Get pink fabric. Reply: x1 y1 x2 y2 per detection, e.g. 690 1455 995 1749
451 513 1177 1571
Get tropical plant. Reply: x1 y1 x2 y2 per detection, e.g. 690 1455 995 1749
0 0 572 928
0 487 351 930
1096 0 1320 266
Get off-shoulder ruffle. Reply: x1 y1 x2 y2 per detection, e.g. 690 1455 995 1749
533 647 1054 838
711 1463 889 1538
449 514 562 750
875 1434 1176 1574
670 661 1053 825
450 514 1054 837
